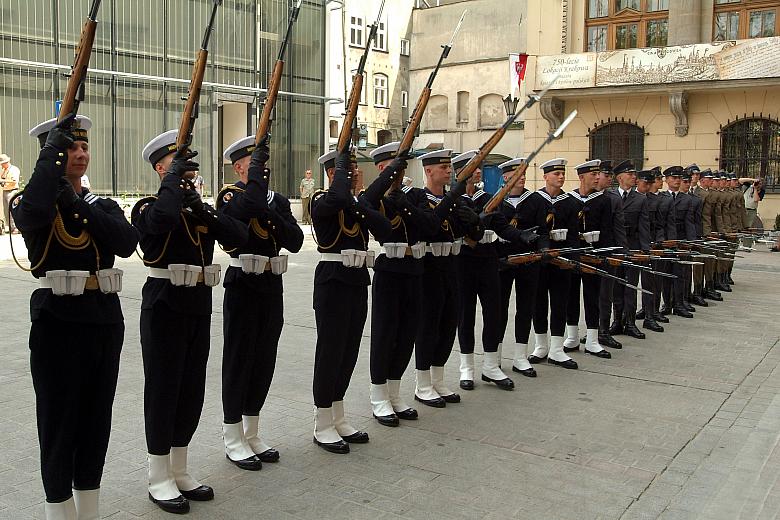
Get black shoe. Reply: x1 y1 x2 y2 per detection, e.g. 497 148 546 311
608 321 624 336
149 493 190 514
313 437 350 454
528 354 547 364
715 282 731 292
481 374 515 390
258 448 280 463
440 392 461 403
563 344 580 353
341 431 369 443
180 485 214 501
414 395 446 408
459 379 474 390
660 306 672 316
511 365 537 377
548 358 578 369
624 323 646 339
585 348 612 359
704 289 722 301
395 408 418 420
683 302 696 312
672 306 694 318
654 313 670 323
643 319 664 333
727 275 735 285
598 334 622 349
226 454 263 471
373 413 399 427
636 309 646 320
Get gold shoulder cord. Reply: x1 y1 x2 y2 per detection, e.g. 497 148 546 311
429 200 454 239
217 185 242 254
249 218 278 253
311 193 366 250
180 213 206 267
133 196 173 266
379 200 409 243
578 209 586 233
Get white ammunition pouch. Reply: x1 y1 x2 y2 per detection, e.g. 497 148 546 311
550 228 568 242
149 264 222 287
41 270 93 296
479 230 497 244
96 268 124 294
320 250 374 268
581 231 600 244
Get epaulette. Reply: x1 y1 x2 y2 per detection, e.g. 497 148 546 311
131 195 157 219
216 184 244 209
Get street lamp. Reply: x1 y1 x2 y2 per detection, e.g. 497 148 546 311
503 93 520 117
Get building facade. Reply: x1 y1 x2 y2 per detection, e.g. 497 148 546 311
0 0 327 199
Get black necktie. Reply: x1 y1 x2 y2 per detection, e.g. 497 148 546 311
672 192 677 200
622 190 628 201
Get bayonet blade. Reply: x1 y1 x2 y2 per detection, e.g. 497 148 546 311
295 0 304 8
530 74 560 102
448 10 468 46
553 109 577 138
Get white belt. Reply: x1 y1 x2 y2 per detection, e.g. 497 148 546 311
39 268 123 295
228 254 289 275
148 264 222 287
320 249 376 268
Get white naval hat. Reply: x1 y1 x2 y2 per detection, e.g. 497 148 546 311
417 149 452 167
574 159 601 174
498 157 527 172
29 115 93 148
452 150 479 171
369 141 400 164
539 158 567 173
142 130 179 166
223 135 256 163
317 150 338 170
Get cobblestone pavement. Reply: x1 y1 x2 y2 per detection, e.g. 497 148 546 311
1 234 779 519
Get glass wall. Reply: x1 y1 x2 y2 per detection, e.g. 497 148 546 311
0 0 325 198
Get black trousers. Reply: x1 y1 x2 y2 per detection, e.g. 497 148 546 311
571 272 601 329
370 271 421 384
641 270 655 314
499 264 540 344
141 302 211 455
313 281 368 408
533 264 571 337
222 285 284 424
457 256 501 354
599 267 617 330
30 313 123 502
613 266 639 320
416 268 458 370
664 264 687 307
653 260 669 314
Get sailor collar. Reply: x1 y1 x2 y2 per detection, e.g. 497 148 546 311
425 188 444 204
568 189 603 203
506 190 532 207
536 188 569 204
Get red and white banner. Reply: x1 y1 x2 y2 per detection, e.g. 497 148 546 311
509 53 529 96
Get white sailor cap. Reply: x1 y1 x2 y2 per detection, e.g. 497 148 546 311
575 159 601 174
317 149 358 171
370 141 400 164
142 130 179 167
452 150 479 171
223 135 256 163
540 158 567 173
498 157 527 173
417 149 452 167
29 115 92 148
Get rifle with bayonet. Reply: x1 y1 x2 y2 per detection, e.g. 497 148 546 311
548 256 653 295
337 0 386 153
659 240 742 258
454 78 562 184
504 246 593 266
580 254 677 279
256 0 304 145
389 11 467 191
58 0 102 121
483 106 576 214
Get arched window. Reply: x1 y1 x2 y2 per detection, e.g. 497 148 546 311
720 117 780 191
329 120 339 138
589 120 645 170
426 95 449 131
478 94 505 129
377 129 392 146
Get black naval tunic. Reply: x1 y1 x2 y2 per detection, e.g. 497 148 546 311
611 187 650 323
369 185 438 385
528 188 579 337
655 191 677 312
663 190 697 309
457 189 535 355
311 154 392 408
13 143 138 502
639 190 662 316
133 173 247 456
598 189 628 333
217 166 303 424
565 189 614 330
496 189 541 346
415 188 483 371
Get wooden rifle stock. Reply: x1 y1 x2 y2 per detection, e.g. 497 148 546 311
483 162 529 213
58 0 102 120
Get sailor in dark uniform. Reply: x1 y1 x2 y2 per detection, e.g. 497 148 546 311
496 158 541 377
414 149 482 407
563 160 613 358
661 166 696 318
14 115 138 520
608 160 650 340
681 170 708 308
216 136 303 467
527 158 580 369
634 169 665 332
454 151 538 391
653 170 676 322
310 148 393 453
367 142 437 427
134 131 248 513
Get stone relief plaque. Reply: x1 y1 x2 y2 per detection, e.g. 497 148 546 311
535 53 597 90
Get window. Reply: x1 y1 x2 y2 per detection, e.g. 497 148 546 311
400 38 410 56
329 120 339 138
585 0 668 51
377 129 392 146
720 117 780 192
372 21 387 52
350 15 364 47
713 1 780 41
373 74 388 107
589 121 645 171
401 90 409 108
457 91 470 123
358 74 368 105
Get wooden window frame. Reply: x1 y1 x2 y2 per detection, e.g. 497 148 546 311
713 1 780 41
585 0 668 51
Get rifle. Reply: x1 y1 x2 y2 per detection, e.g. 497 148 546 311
337 0 386 153
454 76 562 184
256 0 304 144
580 254 677 279
659 240 742 258
483 109 577 214
58 0 102 121
176 0 222 153
504 246 593 266
389 10 467 190
549 256 653 295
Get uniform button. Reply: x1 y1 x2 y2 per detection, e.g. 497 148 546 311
58 152 64 157
55 161 62 166
73 213 79 219
272 226 276 230
82 219 88 224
